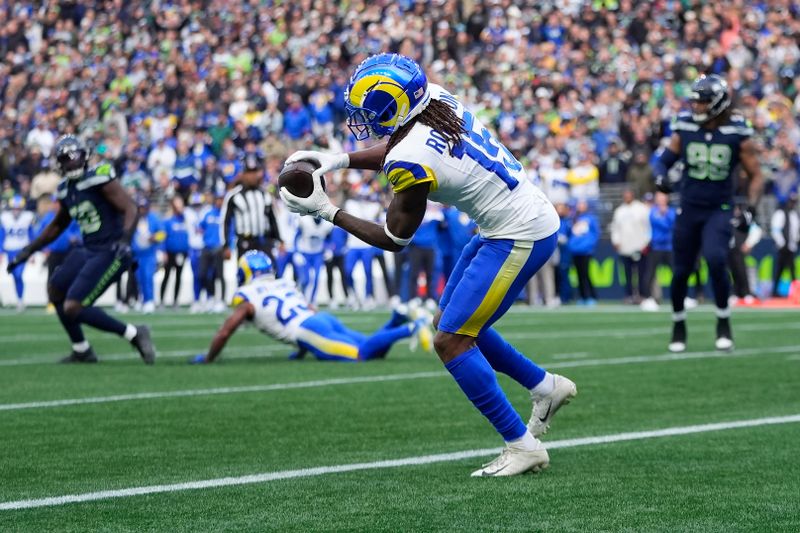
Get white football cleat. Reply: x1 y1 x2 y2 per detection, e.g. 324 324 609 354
471 439 549 477
528 374 577 437
668 341 686 353
639 298 659 312
715 337 734 351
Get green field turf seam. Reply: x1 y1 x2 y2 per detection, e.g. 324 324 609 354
1 345 798 412
2 414 798 511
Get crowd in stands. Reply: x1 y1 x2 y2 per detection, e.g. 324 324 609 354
1 0 800 309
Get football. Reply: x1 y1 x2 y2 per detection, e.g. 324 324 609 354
278 160 323 198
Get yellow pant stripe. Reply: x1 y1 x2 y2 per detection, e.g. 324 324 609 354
297 328 359 359
455 243 533 337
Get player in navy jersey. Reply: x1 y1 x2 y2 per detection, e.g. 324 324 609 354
6 135 156 364
651 75 763 353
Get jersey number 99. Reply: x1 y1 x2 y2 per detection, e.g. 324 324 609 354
686 142 732 181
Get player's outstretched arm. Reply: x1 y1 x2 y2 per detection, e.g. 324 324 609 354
194 302 255 364
739 138 763 210
6 205 71 272
286 142 388 177
334 183 430 252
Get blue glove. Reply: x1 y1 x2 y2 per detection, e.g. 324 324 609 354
189 354 207 364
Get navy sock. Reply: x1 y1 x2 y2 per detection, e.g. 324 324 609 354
359 324 414 360
55 302 86 344
477 327 546 389
77 306 127 336
445 346 527 441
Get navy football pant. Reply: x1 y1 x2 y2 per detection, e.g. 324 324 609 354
671 207 732 313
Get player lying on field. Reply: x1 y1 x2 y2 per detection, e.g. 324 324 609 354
190 250 432 364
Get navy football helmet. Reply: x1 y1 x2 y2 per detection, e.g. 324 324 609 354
54 135 89 180
688 74 731 123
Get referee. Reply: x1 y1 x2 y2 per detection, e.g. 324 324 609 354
220 150 282 261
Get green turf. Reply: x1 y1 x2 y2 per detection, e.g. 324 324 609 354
1 306 799 532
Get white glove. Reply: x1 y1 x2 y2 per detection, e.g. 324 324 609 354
284 150 349 180
279 172 340 222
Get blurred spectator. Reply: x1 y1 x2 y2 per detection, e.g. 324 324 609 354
643 192 676 311
0 195 35 311
325 226 350 309
132 198 165 314
770 194 799 296
728 204 763 304
160 196 190 308
610 189 651 304
598 141 629 185
626 150 656 198
567 200 600 306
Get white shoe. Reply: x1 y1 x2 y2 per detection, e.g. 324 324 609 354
329 299 341 310
528 375 577 437
471 439 549 477
212 300 226 313
388 295 401 309
16 301 25 313
142 301 156 314
189 302 201 314
362 296 376 311
715 337 734 351
684 297 698 310
639 298 659 312
668 342 686 353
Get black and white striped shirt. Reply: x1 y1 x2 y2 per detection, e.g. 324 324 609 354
220 185 281 246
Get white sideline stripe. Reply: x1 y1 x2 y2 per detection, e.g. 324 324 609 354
2 414 798 511
1 345 797 413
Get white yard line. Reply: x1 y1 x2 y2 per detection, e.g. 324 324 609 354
0 372 445 412
1 345 797 412
2 413 798 511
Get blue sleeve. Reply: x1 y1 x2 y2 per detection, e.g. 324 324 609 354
0 225 5 251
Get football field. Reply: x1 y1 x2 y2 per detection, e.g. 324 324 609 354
1 306 799 532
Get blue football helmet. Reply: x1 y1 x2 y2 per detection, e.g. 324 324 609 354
688 74 731 123
237 250 274 285
344 53 431 140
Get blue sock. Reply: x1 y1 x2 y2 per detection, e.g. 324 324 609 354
13 270 24 299
444 346 527 441
77 306 127 336
477 328 546 389
358 324 414 360
55 303 86 343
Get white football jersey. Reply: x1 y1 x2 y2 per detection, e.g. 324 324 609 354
1 211 35 252
232 276 314 343
383 84 560 241
296 216 333 254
